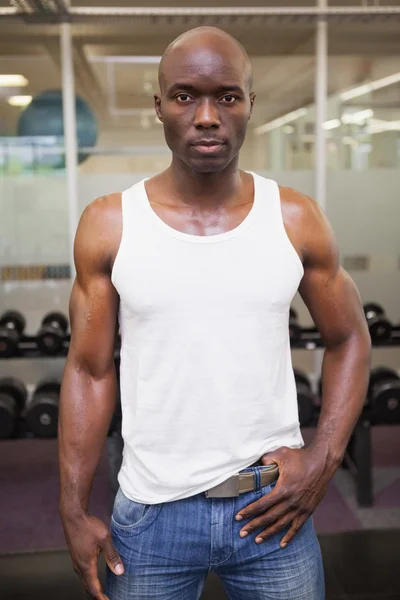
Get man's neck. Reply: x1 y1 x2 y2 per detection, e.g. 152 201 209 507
165 157 243 210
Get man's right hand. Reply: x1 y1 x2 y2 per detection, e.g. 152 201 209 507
61 512 124 599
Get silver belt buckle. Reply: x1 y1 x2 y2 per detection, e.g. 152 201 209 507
205 474 240 498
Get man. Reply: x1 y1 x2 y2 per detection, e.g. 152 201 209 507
59 26 371 600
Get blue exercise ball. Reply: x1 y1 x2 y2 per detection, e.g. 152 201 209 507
17 89 98 166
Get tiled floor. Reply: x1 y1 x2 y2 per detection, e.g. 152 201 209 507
0 530 398 600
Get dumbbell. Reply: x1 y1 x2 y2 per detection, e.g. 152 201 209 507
289 308 301 343
363 303 392 343
0 311 26 358
37 312 68 355
0 377 27 438
25 380 60 438
368 367 400 425
294 369 316 426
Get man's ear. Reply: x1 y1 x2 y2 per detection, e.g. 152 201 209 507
248 92 256 120
154 93 163 122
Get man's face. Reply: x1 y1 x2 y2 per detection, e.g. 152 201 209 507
155 45 255 173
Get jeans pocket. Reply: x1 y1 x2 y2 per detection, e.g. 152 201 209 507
111 487 161 536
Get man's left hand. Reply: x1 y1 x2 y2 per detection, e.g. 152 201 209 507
235 446 337 548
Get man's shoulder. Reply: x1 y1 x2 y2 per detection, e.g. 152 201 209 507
278 185 314 210
79 192 123 239
274 185 334 265
278 185 324 226
75 193 122 271
83 192 122 223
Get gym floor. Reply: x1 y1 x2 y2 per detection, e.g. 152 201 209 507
1 427 399 599
0 530 399 600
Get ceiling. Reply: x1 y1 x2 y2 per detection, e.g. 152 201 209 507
2 0 400 8
0 2 400 140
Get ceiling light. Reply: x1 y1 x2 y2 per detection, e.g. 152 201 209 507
282 125 294 134
340 72 400 101
322 119 341 130
255 108 307 135
0 74 28 87
8 95 32 107
341 109 373 124
367 119 400 134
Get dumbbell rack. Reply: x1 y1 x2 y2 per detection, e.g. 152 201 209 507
298 327 400 507
2 327 400 508
7 325 400 354
292 326 400 348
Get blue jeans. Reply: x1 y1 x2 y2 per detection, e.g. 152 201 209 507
106 465 325 599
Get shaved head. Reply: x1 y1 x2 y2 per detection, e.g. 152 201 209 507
159 27 253 93
154 26 255 174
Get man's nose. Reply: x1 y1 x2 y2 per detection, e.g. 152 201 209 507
194 98 220 128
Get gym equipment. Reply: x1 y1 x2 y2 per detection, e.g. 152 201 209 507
363 303 392 343
0 377 27 439
294 369 316 426
368 367 400 425
37 312 68 355
17 90 98 166
25 380 60 438
289 307 301 343
0 311 26 358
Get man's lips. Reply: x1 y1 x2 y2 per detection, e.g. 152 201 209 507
191 140 226 154
192 139 226 147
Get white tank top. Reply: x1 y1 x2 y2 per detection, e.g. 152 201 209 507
111 172 304 504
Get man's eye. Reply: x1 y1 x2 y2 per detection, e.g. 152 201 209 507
176 94 191 102
222 95 237 104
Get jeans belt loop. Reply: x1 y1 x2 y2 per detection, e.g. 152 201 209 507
254 467 261 493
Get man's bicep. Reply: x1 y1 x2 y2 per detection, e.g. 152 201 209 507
67 203 119 377
68 275 119 376
299 263 366 348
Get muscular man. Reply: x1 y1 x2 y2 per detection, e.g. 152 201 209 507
59 26 371 600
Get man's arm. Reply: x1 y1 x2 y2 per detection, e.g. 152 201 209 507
298 194 371 464
234 191 371 546
59 194 124 600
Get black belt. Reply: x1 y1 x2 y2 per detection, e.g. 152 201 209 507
205 460 279 498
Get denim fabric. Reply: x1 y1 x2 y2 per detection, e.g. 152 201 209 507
106 465 325 599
